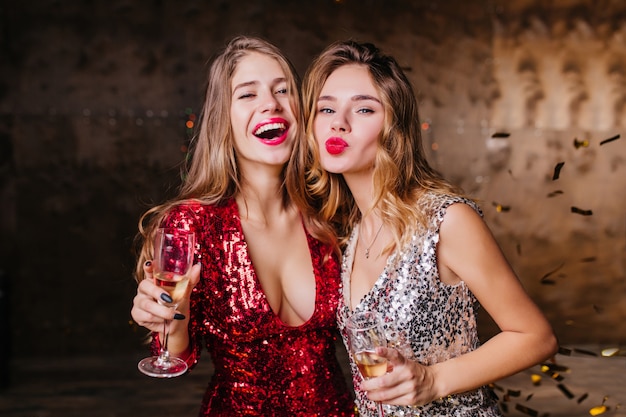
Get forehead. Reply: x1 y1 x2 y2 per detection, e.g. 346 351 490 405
321 64 378 95
231 52 286 86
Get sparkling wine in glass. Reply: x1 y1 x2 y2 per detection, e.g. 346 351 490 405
346 310 388 416
138 228 195 378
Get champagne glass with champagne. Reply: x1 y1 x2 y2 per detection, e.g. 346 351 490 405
346 310 388 417
138 228 195 378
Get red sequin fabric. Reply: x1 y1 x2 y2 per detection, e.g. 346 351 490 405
151 198 355 416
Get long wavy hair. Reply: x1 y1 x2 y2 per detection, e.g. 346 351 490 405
134 36 308 281
293 40 466 252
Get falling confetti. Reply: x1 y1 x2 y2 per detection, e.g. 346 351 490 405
571 207 593 216
492 132 511 138
540 263 564 285
577 393 589 404
599 134 620 146
589 405 608 415
573 138 590 148
515 403 539 416
552 162 565 180
492 202 511 212
531 374 542 385
557 383 575 399
547 190 564 197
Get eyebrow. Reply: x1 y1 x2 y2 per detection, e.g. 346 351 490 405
317 94 381 103
232 77 287 94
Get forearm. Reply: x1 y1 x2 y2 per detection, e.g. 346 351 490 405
430 329 558 398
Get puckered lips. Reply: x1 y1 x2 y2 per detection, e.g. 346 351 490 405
325 137 349 155
252 117 290 146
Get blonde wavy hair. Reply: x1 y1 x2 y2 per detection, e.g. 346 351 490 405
291 40 466 253
134 36 310 281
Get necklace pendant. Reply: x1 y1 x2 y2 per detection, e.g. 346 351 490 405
365 249 370 259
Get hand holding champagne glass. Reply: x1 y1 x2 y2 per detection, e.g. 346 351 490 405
346 310 388 416
138 228 195 378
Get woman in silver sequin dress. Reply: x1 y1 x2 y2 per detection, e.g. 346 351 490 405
295 40 558 416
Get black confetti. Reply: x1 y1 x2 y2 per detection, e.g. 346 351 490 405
515 403 539 416
547 190 564 198
571 207 593 216
492 132 511 138
578 393 589 404
573 348 597 356
552 162 565 180
557 383 575 399
599 134 620 146
540 263 564 283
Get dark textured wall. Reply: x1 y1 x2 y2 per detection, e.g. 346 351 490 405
0 0 624 362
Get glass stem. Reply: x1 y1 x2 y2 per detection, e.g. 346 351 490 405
377 401 384 417
158 319 171 366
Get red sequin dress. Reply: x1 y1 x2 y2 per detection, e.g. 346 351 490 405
151 199 355 416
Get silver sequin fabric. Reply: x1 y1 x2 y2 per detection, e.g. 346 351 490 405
337 193 502 417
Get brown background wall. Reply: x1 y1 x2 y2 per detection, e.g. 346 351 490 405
0 0 624 366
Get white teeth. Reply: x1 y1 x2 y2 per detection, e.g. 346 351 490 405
254 122 286 136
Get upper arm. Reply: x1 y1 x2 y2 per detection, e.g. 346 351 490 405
437 203 550 335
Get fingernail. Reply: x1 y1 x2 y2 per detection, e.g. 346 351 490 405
173 313 185 320
160 293 173 303
145 260 152 267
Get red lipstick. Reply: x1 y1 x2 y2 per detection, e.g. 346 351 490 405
325 137 348 155
253 117 290 146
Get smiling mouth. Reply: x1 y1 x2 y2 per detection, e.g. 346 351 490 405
254 122 287 140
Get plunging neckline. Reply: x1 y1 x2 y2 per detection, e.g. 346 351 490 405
344 224 393 312
231 199 318 328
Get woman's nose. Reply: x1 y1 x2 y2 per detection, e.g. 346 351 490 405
261 93 282 113
331 113 349 132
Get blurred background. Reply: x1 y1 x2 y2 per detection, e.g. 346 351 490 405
0 0 624 415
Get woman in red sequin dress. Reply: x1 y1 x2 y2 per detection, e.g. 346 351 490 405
130 36 355 416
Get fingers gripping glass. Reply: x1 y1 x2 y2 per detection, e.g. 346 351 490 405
346 310 388 416
138 228 195 378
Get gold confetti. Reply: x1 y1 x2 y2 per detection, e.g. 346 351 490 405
552 162 565 180
531 374 542 385
574 138 589 148
492 202 511 212
589 405 607 415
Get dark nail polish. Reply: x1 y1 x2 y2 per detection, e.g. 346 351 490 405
160 293 173 303
145 260 152 267
173 313 185 320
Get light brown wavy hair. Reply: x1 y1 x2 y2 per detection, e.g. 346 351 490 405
290 40 466 253
134 35 326 281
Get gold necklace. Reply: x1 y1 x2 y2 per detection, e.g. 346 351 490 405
361 223 384 259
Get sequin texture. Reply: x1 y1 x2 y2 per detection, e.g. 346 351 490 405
337 193 502 417
151 198 355 416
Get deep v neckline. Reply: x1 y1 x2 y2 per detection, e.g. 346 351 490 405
344 224 392 312
231 199 318 328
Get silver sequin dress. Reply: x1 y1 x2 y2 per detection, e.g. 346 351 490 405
337 193 502 417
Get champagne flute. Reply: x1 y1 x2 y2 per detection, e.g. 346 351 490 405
346 310 388 417
138 228 195 378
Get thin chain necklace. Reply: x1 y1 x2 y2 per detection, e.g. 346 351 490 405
361 222 384 259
